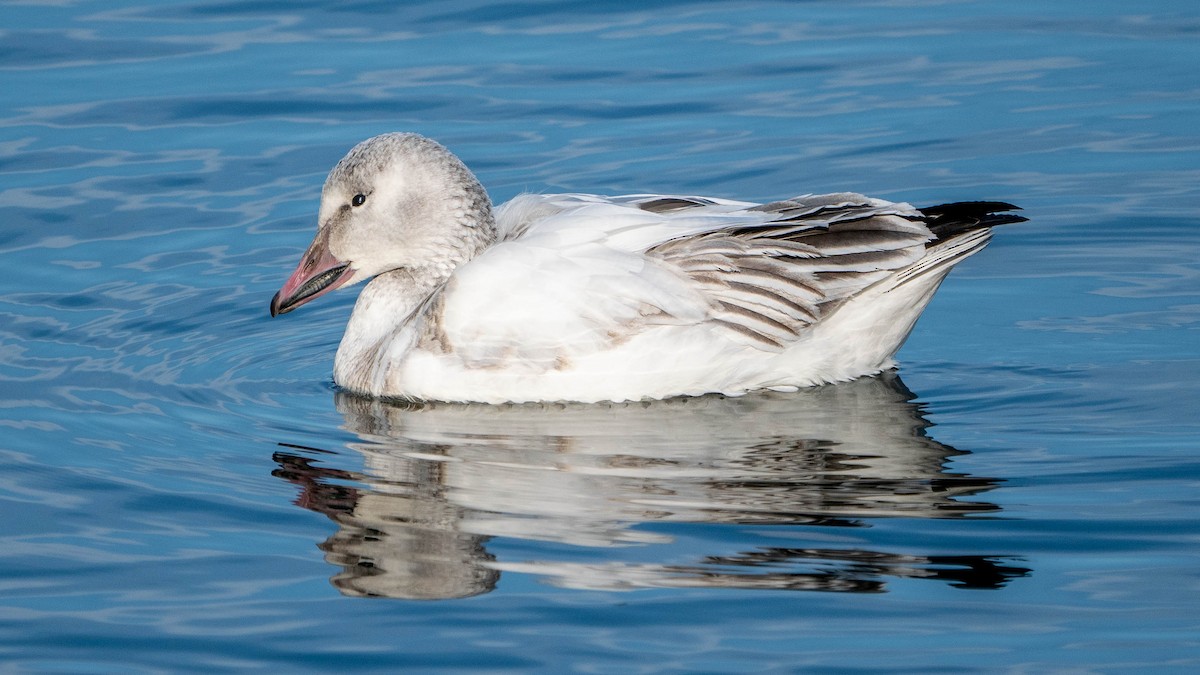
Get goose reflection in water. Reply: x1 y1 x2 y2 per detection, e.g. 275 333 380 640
273 373 1029 599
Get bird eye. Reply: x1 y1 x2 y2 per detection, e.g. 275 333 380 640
352 194 366 207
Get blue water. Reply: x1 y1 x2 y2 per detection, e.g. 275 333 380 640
2 0 1199 672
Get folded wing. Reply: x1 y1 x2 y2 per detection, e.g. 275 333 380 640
433 193 1014 369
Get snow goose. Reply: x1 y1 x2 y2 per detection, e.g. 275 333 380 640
270 132 1024 403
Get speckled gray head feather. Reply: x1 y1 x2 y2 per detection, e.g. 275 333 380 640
329 133 444 186
325 133 495 235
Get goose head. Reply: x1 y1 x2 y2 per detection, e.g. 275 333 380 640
270 133 495 317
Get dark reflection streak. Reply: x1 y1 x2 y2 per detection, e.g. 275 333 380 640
699 549 1029 590
271 373 1029 599
276 441 340 455
272 451 361 516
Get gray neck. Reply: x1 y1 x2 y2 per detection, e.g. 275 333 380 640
333 265 450 396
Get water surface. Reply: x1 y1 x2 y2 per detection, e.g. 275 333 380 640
2 0 1198 672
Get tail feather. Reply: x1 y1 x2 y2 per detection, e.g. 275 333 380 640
884 200 1025 292
892 228 993 288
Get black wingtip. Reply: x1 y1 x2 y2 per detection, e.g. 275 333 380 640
920 200 1021 216
919 201 1027 240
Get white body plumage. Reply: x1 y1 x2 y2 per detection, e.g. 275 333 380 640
269 133 1020 403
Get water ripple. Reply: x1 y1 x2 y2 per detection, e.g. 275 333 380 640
1 0 1199 670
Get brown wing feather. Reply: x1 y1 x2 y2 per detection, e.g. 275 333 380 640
647 199 933 349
